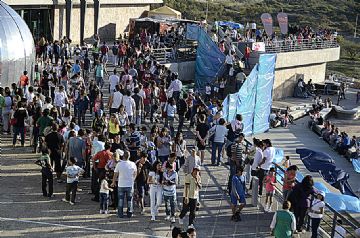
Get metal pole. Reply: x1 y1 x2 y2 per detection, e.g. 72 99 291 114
355 14 358 38
331 213 338 238
205 0 209 21
251 177 259 206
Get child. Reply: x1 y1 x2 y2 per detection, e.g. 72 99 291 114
99 173 113 214
35 147 54 198
264 167 276 212
230 166 246 222
62 156 84 205
163 161 178 223
282 156 291 169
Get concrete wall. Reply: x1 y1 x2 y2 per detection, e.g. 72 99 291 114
164 61 195 82
53 4 150 43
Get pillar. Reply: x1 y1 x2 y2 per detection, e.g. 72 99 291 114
94 0 100 36
65 0 72 39
80 0 87 44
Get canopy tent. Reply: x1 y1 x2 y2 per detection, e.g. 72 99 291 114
217 21 244 29
148 6 182 20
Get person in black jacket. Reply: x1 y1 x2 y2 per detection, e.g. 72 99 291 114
177 93 188 133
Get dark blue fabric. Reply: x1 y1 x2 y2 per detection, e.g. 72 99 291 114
195 29 226 91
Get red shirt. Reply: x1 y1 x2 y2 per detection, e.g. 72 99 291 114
20 75 29 86
93 150 112 169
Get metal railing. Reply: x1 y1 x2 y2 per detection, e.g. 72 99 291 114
272 163 359 237
151 45 197 64
265 38 339 53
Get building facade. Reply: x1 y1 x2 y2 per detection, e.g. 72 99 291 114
4 0 162 43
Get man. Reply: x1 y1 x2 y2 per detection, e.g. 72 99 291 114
187 227 197 238
228 134 247 193
109 69 119 95
257 139 275 196
68 129 87 168
127 123 141 161
108 85 123 114
19 71 29 94
83 54 91 83
132 87 144 126
111 42 119 66
111 150 137 218
71 60 81 76
122 90 136 122
167 73 182 102
95 61 104 89
244 44 251 69
37 109 53 136
92 142 112 201
179 166 202 228
177 93 188 133
135 151 151 214
45 123 64 183
54 85 68 117
230 166 246 222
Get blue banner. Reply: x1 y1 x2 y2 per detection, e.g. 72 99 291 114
186 24 200 40
237 65 258 135
195 29 226 90
253 54 277 134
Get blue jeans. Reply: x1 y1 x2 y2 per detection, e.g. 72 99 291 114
211 142 224 165
13 126 25 146
100 193 109 211
96 76 103 88
163 194 176 217
118 187 133 218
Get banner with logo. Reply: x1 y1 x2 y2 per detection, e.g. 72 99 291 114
277 12 288 35
261 13 273 36
252 42 266 52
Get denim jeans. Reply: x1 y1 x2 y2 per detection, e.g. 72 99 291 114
165 116 175 137
100 193 109 211
96 76 104 88
163 194 176 217
211 142 224 165
13 126 25 146
118 187 133 218
311 218 321 238
150 185 163 216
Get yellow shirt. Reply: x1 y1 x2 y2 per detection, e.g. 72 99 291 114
108 121 120 134
184 174 201 199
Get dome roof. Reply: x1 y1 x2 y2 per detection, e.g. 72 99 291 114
0 1 35 87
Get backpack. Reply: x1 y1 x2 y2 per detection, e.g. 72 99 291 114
226 142 235 158
101 45 108 55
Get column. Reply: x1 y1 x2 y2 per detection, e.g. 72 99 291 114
65 0 72 39
80 0 87 44
94 0 100 36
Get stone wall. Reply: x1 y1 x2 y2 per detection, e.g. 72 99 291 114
53 4 150 43
273 63 326 99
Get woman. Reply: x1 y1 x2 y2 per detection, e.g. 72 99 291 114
156 127 171 163
118 105 129 136
2 87 13 134
165 98 176 137
62 108 72 127
288 175 315 232
32 106 42 153
308 191 326 238
108 113 120 140
173 132 187 171
250 139 263 190
195 114 209 164
282 165 298 200
209 118 228 166
105 151 121 208
270 201 296 238
12 101 28 147
147 160 163 221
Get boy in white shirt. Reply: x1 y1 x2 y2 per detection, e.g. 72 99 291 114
62 157 84 205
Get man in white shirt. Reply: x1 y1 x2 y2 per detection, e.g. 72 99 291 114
54 85 68 117
108 69 119 95
108 85 123 114
258 139 275 196
111 151 137 218
122 90 136 123
167 73 182 102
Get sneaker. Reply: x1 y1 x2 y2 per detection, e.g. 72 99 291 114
165 215 171 221
69 202 75 205
151 216 156 221
62 198 69 203
188 224 195 229
178 217 184 225
104 210 108 214
170 216 176 223
140 208 145 215
100 210 103 214
264 204 269 212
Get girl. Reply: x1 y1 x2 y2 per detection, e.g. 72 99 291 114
173 132 187 171
282 156 291 169
308 191 326 238
147 160 163 221
99 173 113 214
264 167 276 212
108 113 120 141
118 105 129 136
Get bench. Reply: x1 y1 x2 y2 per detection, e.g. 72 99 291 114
333 106 359 120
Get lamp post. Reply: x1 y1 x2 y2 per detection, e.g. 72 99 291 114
205 0 209 21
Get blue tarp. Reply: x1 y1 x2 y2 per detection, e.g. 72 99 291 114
352 159 360 173
186 24 200 40
325 193 360 213
296 148 358 198
273 148 284 164
195 29 226 90
253 54 277 134
217 21 244 29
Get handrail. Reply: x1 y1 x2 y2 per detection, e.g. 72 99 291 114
264 38 339 53
272 163 359 237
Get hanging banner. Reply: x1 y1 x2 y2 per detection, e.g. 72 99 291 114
261 13 273 36
277 12 288 35
186 24 200 40
253 54 277 134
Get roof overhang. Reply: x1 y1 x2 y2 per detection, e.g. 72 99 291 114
3 0 163 6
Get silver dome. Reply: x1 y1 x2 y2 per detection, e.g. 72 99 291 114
0 1 36 87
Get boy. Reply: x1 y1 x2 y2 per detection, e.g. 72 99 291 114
163 161 178 223
62 157 84 205
230 166 246 222
36 147 54 197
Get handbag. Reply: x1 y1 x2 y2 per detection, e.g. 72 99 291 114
208 125 217 142
10 118 17 126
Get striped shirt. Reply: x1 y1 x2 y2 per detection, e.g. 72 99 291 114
231 142 246 162
163 170 178 196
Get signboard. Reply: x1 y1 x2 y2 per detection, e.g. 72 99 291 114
261 13 273 36
252 42 265 52
277 12 288 34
